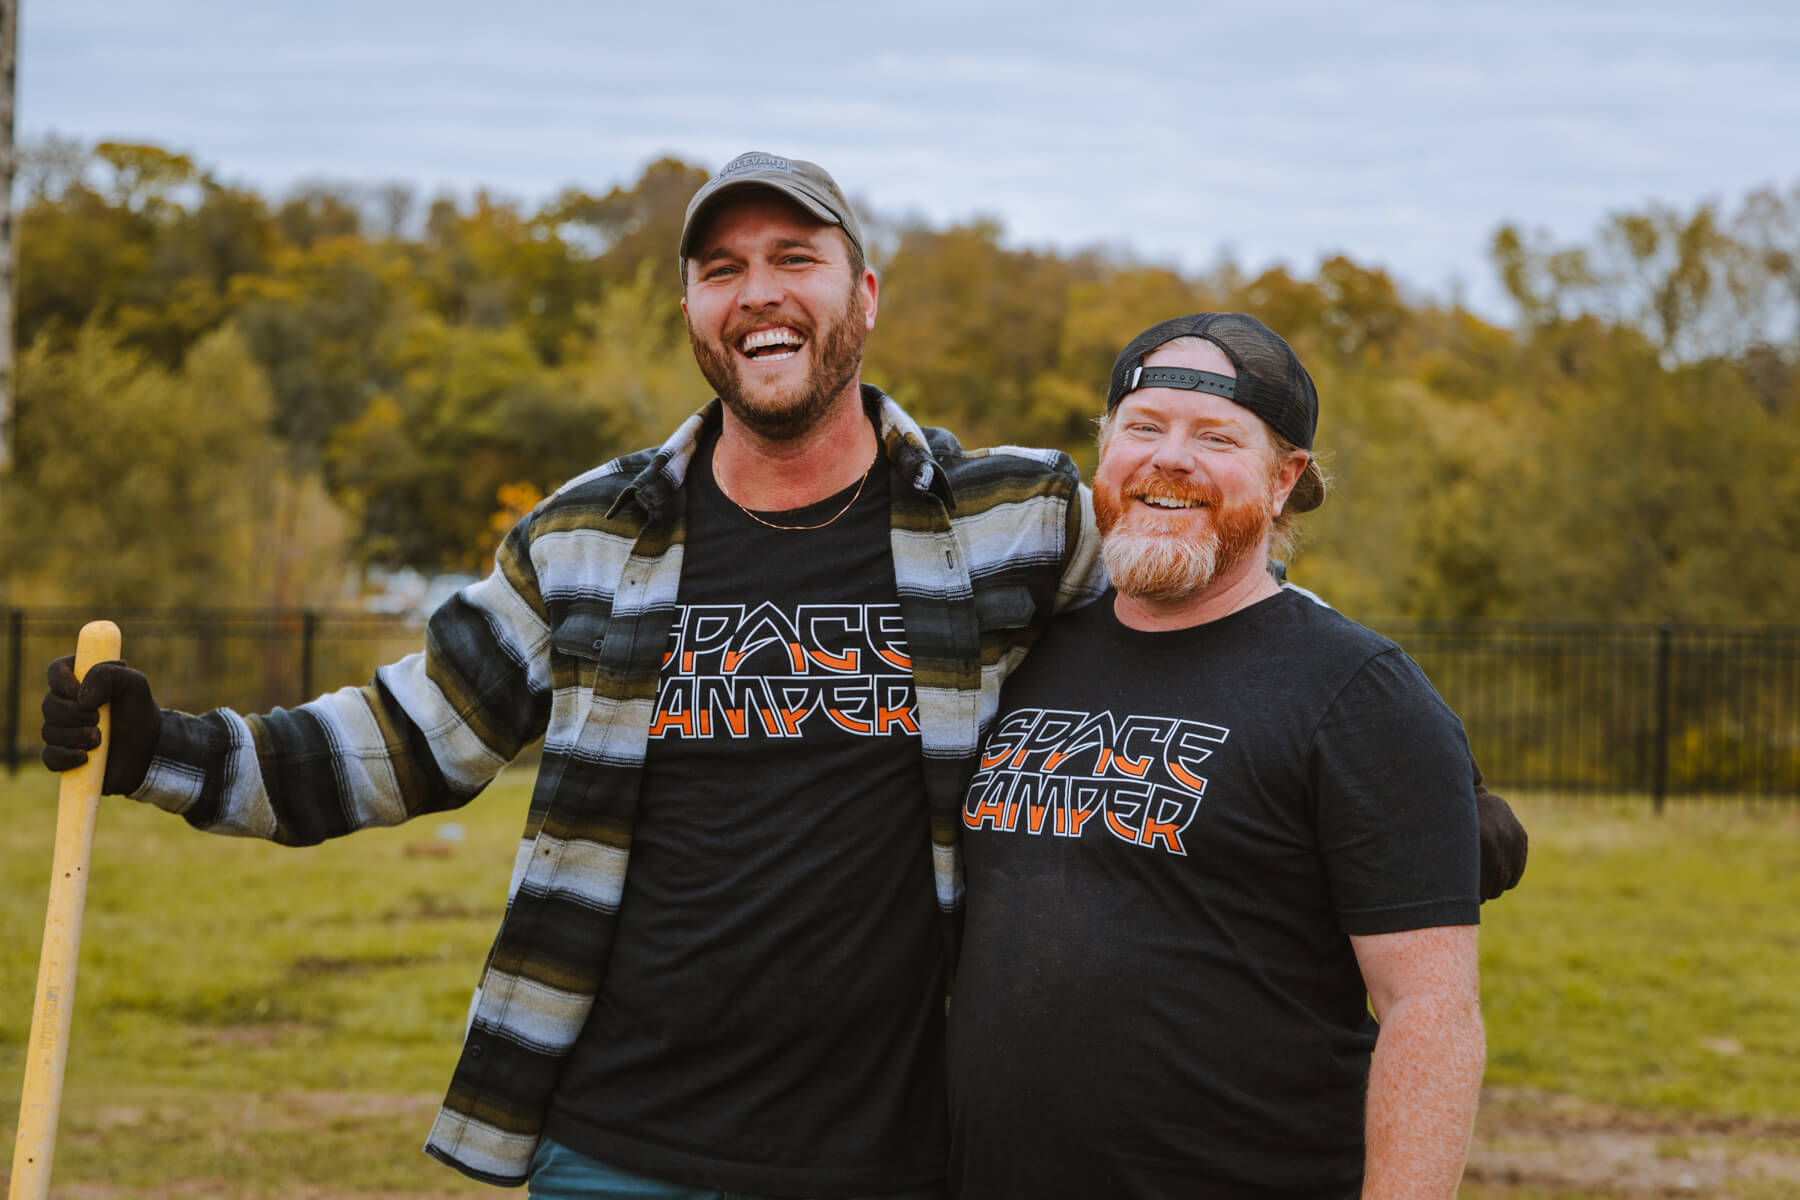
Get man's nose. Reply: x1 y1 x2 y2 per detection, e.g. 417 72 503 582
1148 433 1198 475
737 261 786 308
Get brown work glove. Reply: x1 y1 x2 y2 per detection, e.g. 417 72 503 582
1474 765 1527 901
40 656 161 796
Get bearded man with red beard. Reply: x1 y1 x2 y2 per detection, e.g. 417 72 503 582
949 314 1490 1200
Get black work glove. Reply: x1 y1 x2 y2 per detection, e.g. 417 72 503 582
40 656 161 796
1473 763 1527 901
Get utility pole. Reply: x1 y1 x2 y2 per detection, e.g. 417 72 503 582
0 0 16 466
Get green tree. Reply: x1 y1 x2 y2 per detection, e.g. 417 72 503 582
867 219 1084 447
230 232 423 468
415 190 601 364
327 311 636 570
548 154 709 339
0 323 350 607
557 261 707 453
1020 266 1208 471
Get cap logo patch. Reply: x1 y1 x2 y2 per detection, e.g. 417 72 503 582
719 152 792 178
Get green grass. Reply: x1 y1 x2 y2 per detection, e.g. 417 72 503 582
1478 799 1800 1116
2 764 529 1194
3 774 1798 1195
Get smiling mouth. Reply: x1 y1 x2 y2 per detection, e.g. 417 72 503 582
1128 483 1212 512
738 326 806 362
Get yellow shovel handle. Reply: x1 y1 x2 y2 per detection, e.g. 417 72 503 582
10 620 122 1200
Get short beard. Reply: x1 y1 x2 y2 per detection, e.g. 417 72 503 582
688 285 867 441
1094 471 1274 604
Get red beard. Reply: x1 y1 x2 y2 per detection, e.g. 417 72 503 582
1093 471 1273 603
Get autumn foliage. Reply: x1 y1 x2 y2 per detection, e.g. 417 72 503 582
3 140 1796 623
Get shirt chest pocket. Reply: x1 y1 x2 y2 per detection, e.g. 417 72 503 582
974 583 1040 636
550 603 610 690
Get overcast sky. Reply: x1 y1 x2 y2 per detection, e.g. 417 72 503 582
22 0 1800 321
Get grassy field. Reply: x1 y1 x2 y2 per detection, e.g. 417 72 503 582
1462 799 1800 1199
0 765 523 1195
2 768 1798 1197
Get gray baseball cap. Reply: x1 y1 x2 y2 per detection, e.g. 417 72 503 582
677 151 866 275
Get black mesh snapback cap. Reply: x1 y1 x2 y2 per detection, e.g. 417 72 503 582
1106 312 1326 512
677 151 865 276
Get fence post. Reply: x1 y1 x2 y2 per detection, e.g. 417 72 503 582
5 608 21 774
300 610 319 704
1652 624 1673 814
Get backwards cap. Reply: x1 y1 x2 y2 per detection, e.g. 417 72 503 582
1106 312 1326 512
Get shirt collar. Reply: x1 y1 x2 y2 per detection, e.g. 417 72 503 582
608 385 955 519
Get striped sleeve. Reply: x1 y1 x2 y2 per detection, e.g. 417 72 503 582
1058 483 1106 612
132 518 555 846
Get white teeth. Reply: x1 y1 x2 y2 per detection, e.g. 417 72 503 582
1141 496 1198 508
740 327 803 352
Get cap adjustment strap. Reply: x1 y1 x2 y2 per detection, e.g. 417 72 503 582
1128 365 1237 399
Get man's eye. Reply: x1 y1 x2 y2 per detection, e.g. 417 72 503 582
704 264 738 280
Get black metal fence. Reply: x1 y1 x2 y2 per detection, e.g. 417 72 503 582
1378 621 1800 806
4 609 1798 805
3 607 426 774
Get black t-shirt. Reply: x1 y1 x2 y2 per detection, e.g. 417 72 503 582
545 436 946 1195
947 589 1479 1200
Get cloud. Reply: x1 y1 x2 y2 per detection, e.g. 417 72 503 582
21 0 1800 318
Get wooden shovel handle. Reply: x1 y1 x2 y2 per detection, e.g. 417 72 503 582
10 620 122 1200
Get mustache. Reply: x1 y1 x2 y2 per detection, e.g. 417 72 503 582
1122 475 1224 509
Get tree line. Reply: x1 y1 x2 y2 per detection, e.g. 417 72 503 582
3 139 1796 624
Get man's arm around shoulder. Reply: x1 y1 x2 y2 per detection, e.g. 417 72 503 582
1057 482 1105 612
1351 923 1484 1200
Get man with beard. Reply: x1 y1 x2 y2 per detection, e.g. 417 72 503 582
36 151 1110 1199
948 314 1487 1200
39 160 1517 1199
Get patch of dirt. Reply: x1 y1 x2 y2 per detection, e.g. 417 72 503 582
1469 1087 1800 1197
380 892 491 922
199 1020 320 1047
289 953 433 976
270 1090 443 1121
16 1086 1800 1198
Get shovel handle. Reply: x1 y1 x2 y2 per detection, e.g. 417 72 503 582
10 620 122 1200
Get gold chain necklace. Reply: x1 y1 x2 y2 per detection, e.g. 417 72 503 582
724 456 877 532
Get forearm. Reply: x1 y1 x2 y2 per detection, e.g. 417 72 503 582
135 668 502 845
1362 991 1485 1199
133 536 553 845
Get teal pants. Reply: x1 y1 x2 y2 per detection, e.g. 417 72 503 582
527 1138 947 1200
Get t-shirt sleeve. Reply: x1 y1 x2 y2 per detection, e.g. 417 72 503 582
1310 647 1481 935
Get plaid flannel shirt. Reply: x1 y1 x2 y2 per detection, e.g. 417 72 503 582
133 387 1105 1185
